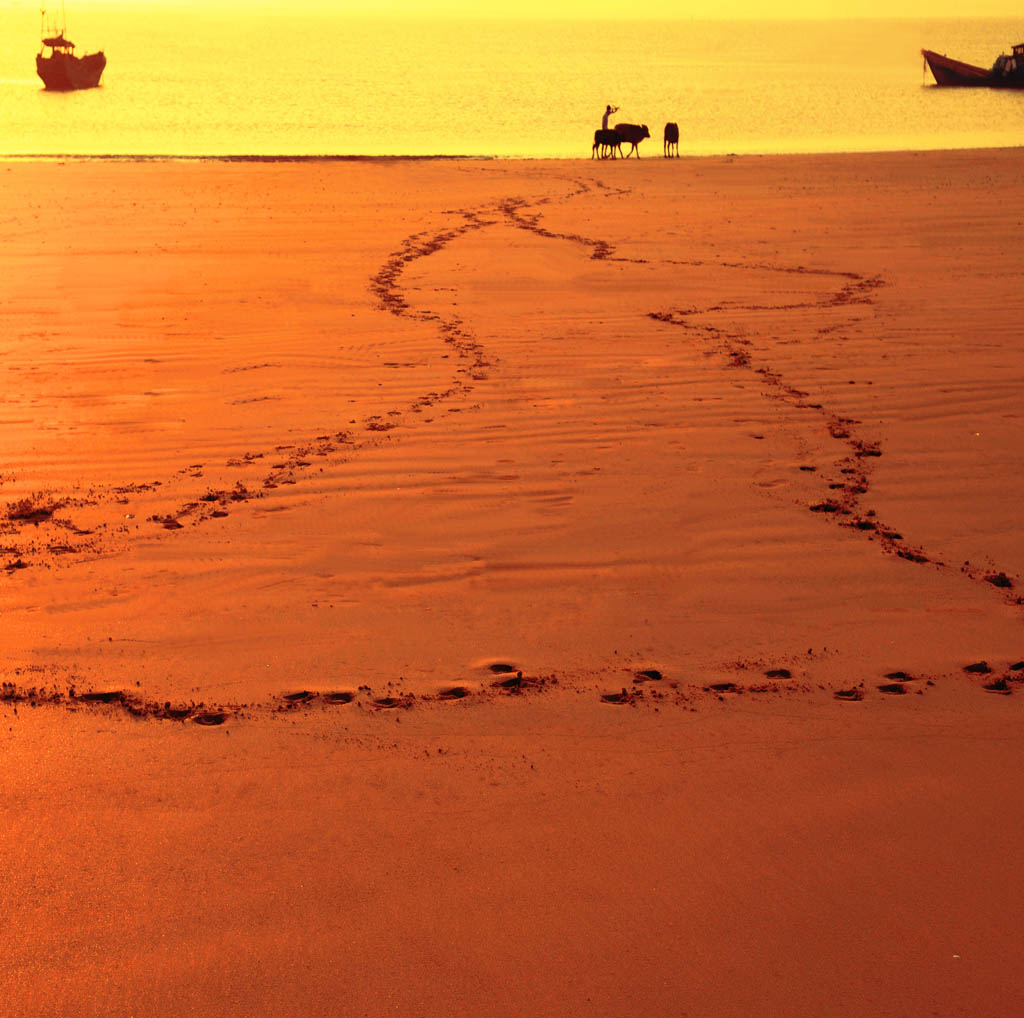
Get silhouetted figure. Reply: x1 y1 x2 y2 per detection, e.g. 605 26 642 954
602 104 619 131
613 123 650 158
664 122 679 157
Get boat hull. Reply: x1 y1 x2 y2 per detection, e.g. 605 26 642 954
36 50 106 90
922 48 1024 89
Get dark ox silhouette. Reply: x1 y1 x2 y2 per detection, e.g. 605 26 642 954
592 128 623 159
664 122 679 157
614 123 650 158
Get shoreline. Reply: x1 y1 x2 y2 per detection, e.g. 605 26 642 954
2 142 1024 162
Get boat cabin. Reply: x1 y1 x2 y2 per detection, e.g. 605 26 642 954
41 33 76 52
992 45 1024 78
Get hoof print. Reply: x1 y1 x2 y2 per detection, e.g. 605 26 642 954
983 678 1012 695
834 687 864 701
488 663 519 675
884 671 914 681
438 686 470 700
705 682 737 693
765 668 792 679
602 689 632 705
325 691 354 704
282 690 316 704
986 572 1013 589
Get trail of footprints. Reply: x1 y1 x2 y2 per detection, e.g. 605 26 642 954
1 201 511 572
647 294 1022 604
3 171 1020 623
3 656 1021 729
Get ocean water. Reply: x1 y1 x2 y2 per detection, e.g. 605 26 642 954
1 9 1022 157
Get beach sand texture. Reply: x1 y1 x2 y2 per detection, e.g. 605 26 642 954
2 152 1023 1016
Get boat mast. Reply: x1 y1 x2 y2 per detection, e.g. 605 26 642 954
40 1 59 41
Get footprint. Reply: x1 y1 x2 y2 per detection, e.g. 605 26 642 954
492 674 524 690
705 682 737 693
884 670 914 681
634 669 662 683
877 683 908 695
964 661 992 675
601 689 631 704
983 678 1012 695
77 690 126 704
161 705 193 720
325 691 354 704
488 663 519 675
765 668 792 679
834 687 864 701
438 686 470 700
193 711 228 726
282 690 316 704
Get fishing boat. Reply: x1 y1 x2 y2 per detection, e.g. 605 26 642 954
36 3 106 90
922 43 1024 89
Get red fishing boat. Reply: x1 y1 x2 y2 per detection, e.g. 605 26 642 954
36 3 106 91
922 43 1024 88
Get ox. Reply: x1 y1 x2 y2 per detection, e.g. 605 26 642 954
592 128 622 159
664 122 679 157
613 122 650 158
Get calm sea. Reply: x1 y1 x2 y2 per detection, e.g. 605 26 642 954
0 9 1022 157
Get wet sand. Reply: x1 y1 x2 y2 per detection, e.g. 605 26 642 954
2 151 1023 1016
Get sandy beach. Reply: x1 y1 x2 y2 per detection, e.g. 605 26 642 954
2 150 1023 1016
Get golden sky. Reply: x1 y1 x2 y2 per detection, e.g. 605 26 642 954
79 0 1024 15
